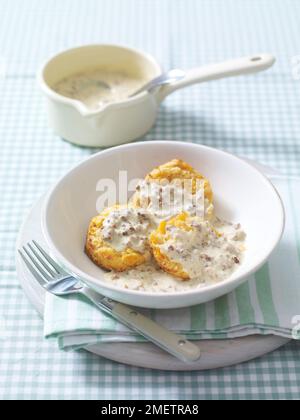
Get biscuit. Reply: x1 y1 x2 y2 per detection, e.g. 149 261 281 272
149 213 191 280
86 205 152 272
131 159 213 218
150 212 220 280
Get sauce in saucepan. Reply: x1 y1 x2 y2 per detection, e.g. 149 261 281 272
53 69 147 110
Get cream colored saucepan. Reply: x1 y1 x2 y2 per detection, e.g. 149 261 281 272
38 44 275 147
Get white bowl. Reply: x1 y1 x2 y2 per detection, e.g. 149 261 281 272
42 141 285 309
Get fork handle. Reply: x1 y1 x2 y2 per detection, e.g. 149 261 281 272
82 289 201 363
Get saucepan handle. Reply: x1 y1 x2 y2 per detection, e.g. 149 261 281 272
156 53 275 102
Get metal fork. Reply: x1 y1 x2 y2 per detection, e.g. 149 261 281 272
18 241 201 363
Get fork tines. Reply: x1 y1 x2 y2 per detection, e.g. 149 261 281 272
18 241 63 285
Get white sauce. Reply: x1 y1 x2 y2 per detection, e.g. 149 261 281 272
105 262 209 293
53 69 146 110
100 181 246 293
104 217 246 292
160 218 245 282
100 207 154 253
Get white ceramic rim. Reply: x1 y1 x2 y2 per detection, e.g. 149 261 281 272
37 43 163 117
42 141 285 299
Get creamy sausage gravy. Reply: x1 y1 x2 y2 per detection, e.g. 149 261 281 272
53 69 146 110
101 181 246 292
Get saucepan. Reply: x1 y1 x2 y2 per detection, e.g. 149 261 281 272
38 44 275 147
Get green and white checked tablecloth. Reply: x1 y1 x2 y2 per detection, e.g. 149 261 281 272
44 177 300 349
1 0 300 400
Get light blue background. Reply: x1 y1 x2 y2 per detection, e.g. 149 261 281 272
0 0 299 400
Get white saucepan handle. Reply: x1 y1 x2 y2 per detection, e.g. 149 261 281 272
156 53 275 102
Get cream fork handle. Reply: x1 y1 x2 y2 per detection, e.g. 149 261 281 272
82 288 201 363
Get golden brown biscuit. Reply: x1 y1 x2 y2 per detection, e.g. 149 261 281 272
150 212 220 280
131 159 213 218
86 205 152 272
147 159 213 200
149 213 191 280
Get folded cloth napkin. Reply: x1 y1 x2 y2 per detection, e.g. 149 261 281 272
44 177 300 350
